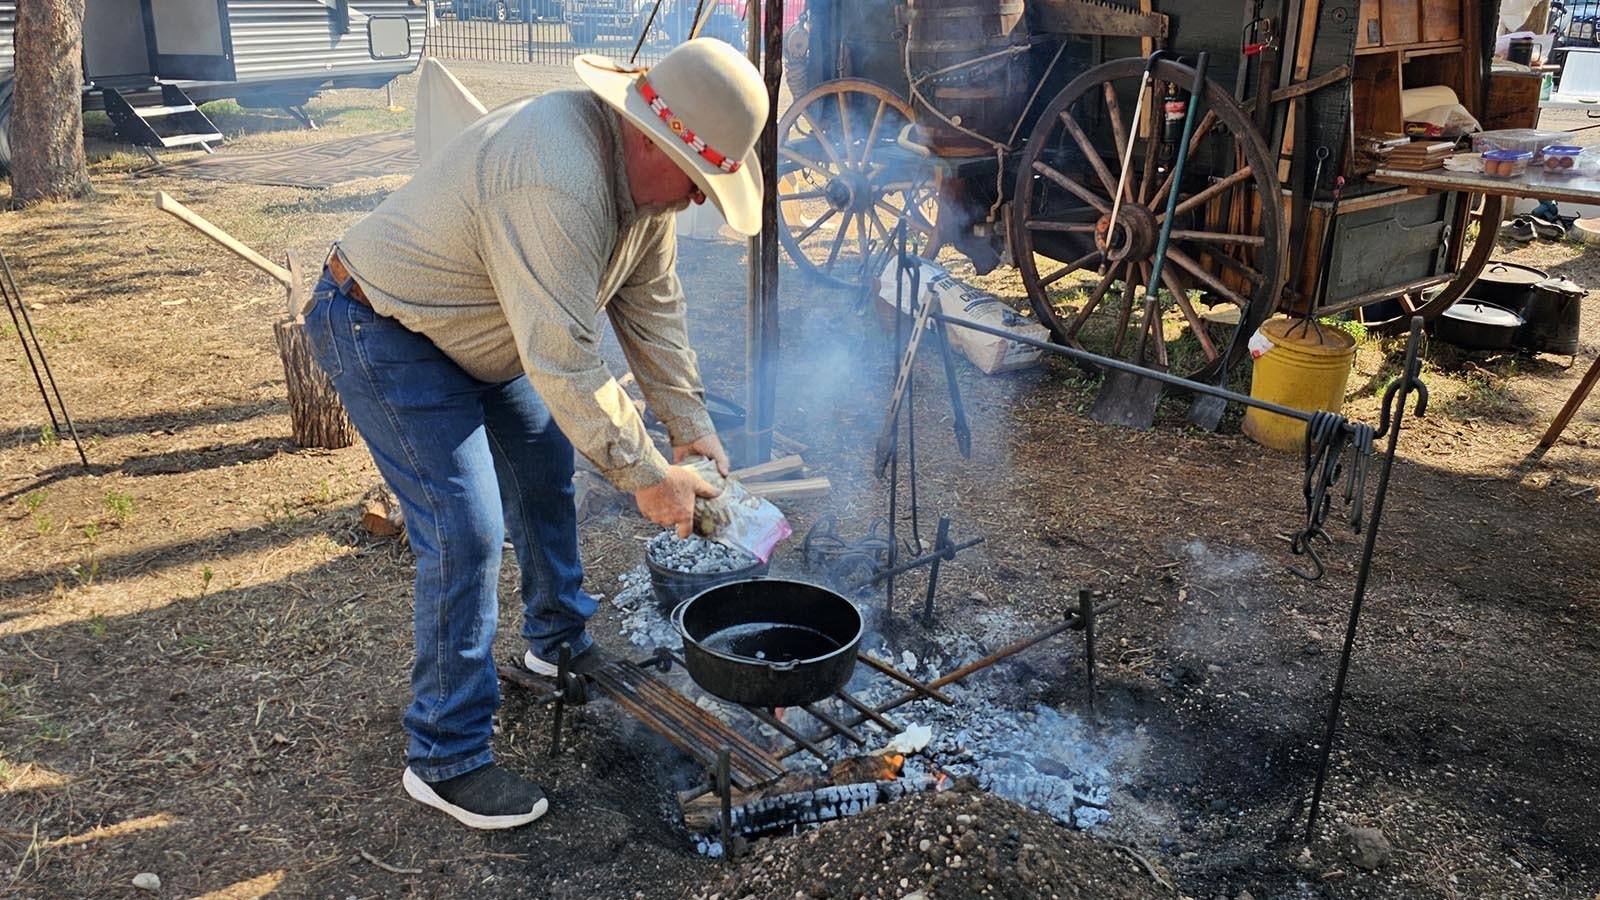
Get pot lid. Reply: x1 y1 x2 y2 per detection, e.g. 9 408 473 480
1479 261 1548 287
1535 276 1586 297
1443 301 1522 328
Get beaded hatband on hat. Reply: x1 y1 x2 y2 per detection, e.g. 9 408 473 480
637 76 743 174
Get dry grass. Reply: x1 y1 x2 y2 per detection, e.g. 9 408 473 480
0 56 1598 900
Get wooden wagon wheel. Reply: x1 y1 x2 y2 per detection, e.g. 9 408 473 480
1010 57 1286 380
776 79 940 289
1362 193 1507 333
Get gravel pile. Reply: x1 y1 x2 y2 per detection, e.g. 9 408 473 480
646 532 758 574
689 788 1163 900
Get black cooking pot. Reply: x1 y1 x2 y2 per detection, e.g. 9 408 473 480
1437 300 1524 351
1519 277 1585 355
647 552 769 614
672 579 862 708
1470 261 1547 316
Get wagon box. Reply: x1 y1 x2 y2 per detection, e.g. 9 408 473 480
782 0 1503 391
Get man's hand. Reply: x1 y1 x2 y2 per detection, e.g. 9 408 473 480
673 433 730 477
634 465 721 538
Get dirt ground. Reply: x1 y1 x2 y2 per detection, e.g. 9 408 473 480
1 60 1598 899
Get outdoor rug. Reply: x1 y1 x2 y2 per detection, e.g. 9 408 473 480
145 130 417 189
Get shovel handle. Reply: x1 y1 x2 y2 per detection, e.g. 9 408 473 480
1147 52 1210 298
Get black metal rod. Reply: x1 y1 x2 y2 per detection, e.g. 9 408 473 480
834 689 903 734
907 372 921 546
930 311 1319 423
605 663 780 780
629 0 663 64
550 642 571 757
864 536 985 586
1080 588 1098 713
930 597 1123 689
717 747 734 862
1 251 87 467
922 517 951 620
750 705 832 763
1305 317 1423 840
855 653 956 705
495 663 563 705
0 266 59 436
885 221 908 639
801 701 866 745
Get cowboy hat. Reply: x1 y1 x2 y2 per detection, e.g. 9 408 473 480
576 39 766 236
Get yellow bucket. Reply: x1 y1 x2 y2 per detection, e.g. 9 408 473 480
1241 317 1357 451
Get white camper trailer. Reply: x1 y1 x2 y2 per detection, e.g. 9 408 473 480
0 0 426 166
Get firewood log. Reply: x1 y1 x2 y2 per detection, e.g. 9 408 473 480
274 317 356 450
743 476 831 501
360 484 404 537
728 454 805 482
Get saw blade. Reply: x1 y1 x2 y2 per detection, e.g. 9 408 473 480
1034 0 1169 39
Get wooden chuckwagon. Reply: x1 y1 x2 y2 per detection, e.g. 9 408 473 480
775 0 1508 382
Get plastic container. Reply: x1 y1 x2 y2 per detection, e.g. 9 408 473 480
1241 317 1357 452
1482 149 1533 178
1473 128 1566 160
1538 144 1600 177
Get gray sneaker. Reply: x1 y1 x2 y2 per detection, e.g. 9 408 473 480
402 764 548 830
1500 216 1537 242
1530 216 1568 240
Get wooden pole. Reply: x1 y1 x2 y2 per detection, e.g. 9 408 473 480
1540 354 1600 448
155 192 292 285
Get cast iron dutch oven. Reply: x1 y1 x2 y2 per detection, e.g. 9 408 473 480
1470 261 1547 315
672 578 862 707
1437 300 1524 351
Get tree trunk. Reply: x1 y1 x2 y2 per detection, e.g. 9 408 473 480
274 318 358 450
11 0 92 204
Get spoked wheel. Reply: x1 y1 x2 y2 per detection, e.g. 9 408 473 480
777 79 940 288
1011 57 1286 380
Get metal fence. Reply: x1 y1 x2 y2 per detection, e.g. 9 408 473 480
424 0 748 66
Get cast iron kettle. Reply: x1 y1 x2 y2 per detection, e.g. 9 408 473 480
672 578 862 708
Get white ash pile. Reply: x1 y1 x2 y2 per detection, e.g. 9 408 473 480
646 531 758 573
904 703 1138 830
928 704 1131 829
607 566 678 650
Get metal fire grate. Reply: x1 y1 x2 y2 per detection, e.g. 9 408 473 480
500 591 1117 785
588 660 787 791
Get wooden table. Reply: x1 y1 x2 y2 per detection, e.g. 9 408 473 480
1371 166 1600 448
1371 166 1600 205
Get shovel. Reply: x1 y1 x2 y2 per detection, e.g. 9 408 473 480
1091 51 1210 430
1091 296 1164 427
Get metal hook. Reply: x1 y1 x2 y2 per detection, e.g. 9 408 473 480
1288 528 1329 581
1376 367 1429 439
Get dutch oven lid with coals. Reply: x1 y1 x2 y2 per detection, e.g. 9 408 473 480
1442 301 1522 328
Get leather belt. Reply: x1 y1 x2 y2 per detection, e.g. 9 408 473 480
326 251 372 307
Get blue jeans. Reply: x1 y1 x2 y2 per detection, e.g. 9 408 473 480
304 274 597 781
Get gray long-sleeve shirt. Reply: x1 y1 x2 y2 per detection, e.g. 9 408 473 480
336 90 714 492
